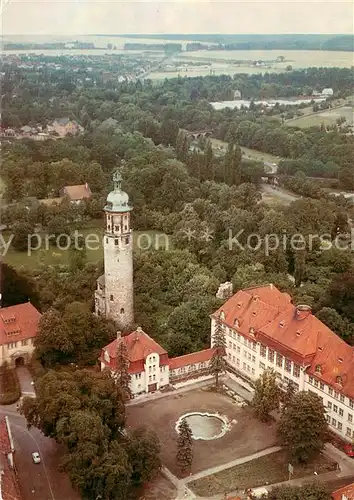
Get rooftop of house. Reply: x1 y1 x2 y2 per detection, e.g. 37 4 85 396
169 348 214 370
53 117 72 126
214 284 354 399
63 183 91 201
101 328 169 373
332 482 354 500
0 302 41 346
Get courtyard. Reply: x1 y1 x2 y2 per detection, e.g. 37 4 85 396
126 387 278 477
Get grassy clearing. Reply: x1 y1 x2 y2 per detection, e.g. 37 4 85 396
189 450 337 497
2 228 171 270
210 138 280 164
287 105 354 129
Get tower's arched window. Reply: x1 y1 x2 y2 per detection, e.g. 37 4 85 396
120 308 124 314
125 237 129 245
115 239 119 246
110 295 114 301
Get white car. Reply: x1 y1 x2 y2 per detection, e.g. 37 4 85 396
32 452 41 464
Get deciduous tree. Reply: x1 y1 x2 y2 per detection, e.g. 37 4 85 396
277 391 328 463
252 368 280 422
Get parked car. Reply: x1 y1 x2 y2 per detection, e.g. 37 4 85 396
32 452 41 464
343 444 354 457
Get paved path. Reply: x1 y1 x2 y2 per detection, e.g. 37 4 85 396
16 366 35 397
261 184 299 203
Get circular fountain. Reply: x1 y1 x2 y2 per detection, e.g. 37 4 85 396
175 412 231 440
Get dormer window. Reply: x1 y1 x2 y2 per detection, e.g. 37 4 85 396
318 346 323 352
234 319 239 328
336 376 343 385
252 311 257 317
237 303 242 308
315 364 321 373
249 327 255 334
219 311 225 320
279 320 285 328
338 357 343 363
296 330 301 336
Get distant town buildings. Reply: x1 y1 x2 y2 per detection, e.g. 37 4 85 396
0 302 41 368
47 118 84 137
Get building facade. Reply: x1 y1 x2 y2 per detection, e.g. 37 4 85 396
0 303 41 367
211 284 354 442
95 170 134 330
100 330 213 397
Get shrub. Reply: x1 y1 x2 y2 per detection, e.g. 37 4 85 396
0 364 21 405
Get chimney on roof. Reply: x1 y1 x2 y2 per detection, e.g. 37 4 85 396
117 331 121 340
295 304 311 320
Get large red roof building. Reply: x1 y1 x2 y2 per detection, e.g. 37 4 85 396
0 302 41 368
212 284 354 442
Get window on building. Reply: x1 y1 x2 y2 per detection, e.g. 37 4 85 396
106 237 108 244
120 308 124 314
338 422 343 431
260 345 266 358
229 341 232 349
260 362 265 370
284 359 291 373
326 415 330 423
268 349 274 363
237 333 241 341
125 237 129 245
350 399 354 409
320 382 325 390
340 395 345 403
110 294 113 301
243 350 247 358
348 413 353 423
228 353 231 359
339 408 344 417
328 388 333 396
347 428 352 437
315 364 321 373
314 379 319 388
236 359 240 366
334 391 339 399
251 368 255 375
247 365 251 372
247 353 251 361
276 354 283 368
309 376 314 384
237 346 240 353
149 375 152 382
291 364 299 378
332 418 337 426
115 239 119 245
333 405 338 413
21 339 28 346
124 225 128 231
107 225 111 230
252 355 256 363
232 355 235 363
115 226 119 231
243 362 246 370
328 402 332 410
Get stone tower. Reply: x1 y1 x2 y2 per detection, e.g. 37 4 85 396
95 169 134 330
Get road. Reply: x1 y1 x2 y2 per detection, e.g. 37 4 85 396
0 367 80 500
261 183 299 203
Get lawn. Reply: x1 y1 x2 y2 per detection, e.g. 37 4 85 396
126 388 277 477
2 227 171 270
210 138 280 164
189 449 337 497
287 105 354 129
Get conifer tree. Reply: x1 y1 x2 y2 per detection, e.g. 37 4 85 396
115 338 132 401
209 320 227 387
176 418 193 474
252 368 280 422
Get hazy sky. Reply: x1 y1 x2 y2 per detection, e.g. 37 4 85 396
1 0 353 36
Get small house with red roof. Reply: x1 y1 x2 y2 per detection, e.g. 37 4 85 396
332 482 354 500
0 416 22 500
61 182 91 204
100 328 214 396
0 302 41 367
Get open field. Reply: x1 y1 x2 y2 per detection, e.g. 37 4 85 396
189 449 337 497
177 49 354 68
210 138 280 164
148 65 283 79
126 388 277 477
2 227 170 270
287 105 354 128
